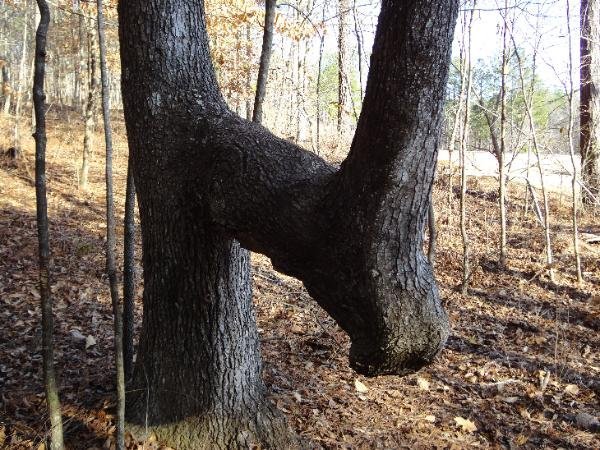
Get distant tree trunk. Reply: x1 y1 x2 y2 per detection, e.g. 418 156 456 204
33 0 65 448
315 8 325 153
119 0 458 446
13 4 29 153
96 0 125 447
245 23 253 121
1 57 11 114
580 0 599 204
253 0 276 124
122 162 136 381
337 0 349 136
79 16 98 189
352 0 363 101
513 36 555 282
448 48 468 208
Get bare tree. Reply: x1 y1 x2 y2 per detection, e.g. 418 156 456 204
79 13 98 189
337 0 349 136
33 0 64 447
566 0 584 282
460 3 476 294
13 2 30 156
253 0 276 124
96 0 125 446
511 30 555 282
498 0 509 266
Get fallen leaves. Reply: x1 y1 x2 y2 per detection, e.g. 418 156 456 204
454 416 477 433
354 379 368 394
416 377 430 391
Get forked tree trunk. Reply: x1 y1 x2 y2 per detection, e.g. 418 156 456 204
118 0 458 447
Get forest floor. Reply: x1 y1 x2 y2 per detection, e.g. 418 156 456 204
1 112 599 449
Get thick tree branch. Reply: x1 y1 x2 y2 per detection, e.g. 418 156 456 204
119 0 459 377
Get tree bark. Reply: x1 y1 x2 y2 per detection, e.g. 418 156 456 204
580 0 599 204
1 56 11 115
79 15 98 189
337 0 349 136
13 2 29 152
119 0 458 447
33 0 65 447
122 161 136 381
96 0 125 447
252 0 276 124
498 0 509 266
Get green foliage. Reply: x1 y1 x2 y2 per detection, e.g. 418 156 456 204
444 51 565 153
317 53 362 122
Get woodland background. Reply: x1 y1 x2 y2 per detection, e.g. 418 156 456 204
0 0 599 448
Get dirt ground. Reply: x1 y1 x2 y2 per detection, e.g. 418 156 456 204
0 113 599 449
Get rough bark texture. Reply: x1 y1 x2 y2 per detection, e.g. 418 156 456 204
96 0 125 447
119 0 458 447
122 161 136 381
252 0 276 124
580 0 600 204
337 0 349 135
33 0 65 447
79 16 98 189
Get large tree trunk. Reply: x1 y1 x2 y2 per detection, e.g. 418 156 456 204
581 0 599 204
118 0 458 447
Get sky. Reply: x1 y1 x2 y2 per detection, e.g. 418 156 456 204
304 0 581 92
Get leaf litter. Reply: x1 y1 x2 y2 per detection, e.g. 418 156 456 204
0 113 599 448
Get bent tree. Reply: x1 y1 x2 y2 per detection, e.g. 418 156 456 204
118 0 459 448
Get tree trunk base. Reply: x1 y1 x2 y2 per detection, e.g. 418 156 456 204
126 402 301 450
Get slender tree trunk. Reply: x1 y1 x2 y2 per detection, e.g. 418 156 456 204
566 0 584 282
512 36 555 282
448 53 468 208
580 0 599 204
119 0 459 446
498 0 509 267
96 1 125 447
460 4 475 294
122 162 136 381
13 3 29 152
33 0 65 448
245 23 253 121
253 0 275 124
1 57 11 115
79 15 98 189
352 0 363 101
315 9 325 153
337 0 349 137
